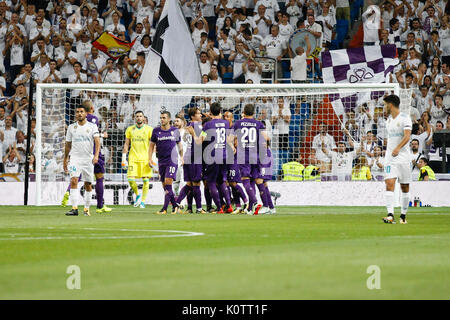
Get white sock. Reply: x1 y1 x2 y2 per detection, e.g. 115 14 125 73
385 191 395 215
69 189 78 209
401 192 410 215
84 191 92 210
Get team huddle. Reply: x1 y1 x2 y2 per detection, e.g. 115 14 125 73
121 102 275 215
62 99 275 216
62 93 411 223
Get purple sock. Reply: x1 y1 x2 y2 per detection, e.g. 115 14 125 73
176 185 191 204
95 177 104 209
192 185 202 210
265 185 274 209
208 182 222 209
219 182 231 206
204 185 212 209
187 189 194 210
235 184 248 203
163 184 177 211
256 182 269 207
242 179 257 209
231 186 241 207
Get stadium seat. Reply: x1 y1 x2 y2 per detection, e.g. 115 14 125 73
222 72 233 84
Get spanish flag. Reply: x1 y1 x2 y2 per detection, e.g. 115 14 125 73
92 32 136 60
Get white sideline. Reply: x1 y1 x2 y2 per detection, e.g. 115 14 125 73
0 227 205 241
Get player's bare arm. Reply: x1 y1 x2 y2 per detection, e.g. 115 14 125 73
93 136 100 164
148 141 156 168
63 141 72 173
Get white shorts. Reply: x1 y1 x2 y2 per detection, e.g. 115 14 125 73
69 159 94 184
384 162 412 184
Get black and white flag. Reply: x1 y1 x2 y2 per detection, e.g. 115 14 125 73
139 0 201 84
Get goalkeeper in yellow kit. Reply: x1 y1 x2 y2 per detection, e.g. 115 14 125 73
122 111 153 208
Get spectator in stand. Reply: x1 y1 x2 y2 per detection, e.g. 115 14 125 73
12 64 32 94
30 37 49 66
84 46 106 83
128 17 152 44
191 16 209 47
401 18 428 54
56 18 76 46
32 54 51 85
271 97 291 152
2 143 21 173
208 63 222 83
388 18 402 48
100 58 121 84
260 24 287 82
117 55 136 84
290 41 311 83
57 40 78 83
29 15 51 51
2 115 17 153
218 28 234 76
305 14 323 49
229 41 252 82
76 31 93 67
47 35 64 61
198 51 212 76
242 57 263 84
410 138 422 179
102 0 123 27
430 94 447 126
316 2 335 50
312 121 337 173
43 60 62 83
3 30 24 84
277 12 294 43
362 5 381 46
133 51 146 82
415 85 433 116
254 0 279 22
252 4 272 39
105 11 126 36
285 0 302 28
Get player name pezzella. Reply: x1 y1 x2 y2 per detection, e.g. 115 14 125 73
182 304 268 317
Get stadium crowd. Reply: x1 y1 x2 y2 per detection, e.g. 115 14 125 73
0 0 449 182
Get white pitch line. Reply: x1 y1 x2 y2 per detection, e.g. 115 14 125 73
0 227 205 241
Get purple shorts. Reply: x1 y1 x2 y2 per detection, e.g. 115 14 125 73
94 154 105 174
240 164 261 180
183 163 202 182
227 164 241 183
260 165 272 181
159 163 178 181
204 164 227 183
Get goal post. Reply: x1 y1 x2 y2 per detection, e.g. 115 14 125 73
35 83 404 206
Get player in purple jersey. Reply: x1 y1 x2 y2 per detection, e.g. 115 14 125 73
190 102 233 214
149 111 183 214
260 146 275 214
224 110 249 214
178 107 206 214
61 100 112 213
230 104 270 214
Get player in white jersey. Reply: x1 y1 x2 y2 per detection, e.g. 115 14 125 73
382 94 412 224
64 104 100 216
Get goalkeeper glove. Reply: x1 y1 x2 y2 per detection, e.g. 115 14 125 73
121 153 128 169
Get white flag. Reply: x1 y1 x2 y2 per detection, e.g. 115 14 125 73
139 0 201 84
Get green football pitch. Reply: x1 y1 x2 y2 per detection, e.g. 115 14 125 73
0 205 449 300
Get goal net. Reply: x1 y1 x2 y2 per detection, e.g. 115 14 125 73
35 83 409 206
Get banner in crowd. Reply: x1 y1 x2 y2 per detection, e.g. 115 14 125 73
139 0 201 84
321 44 398 84
92 32 136 60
